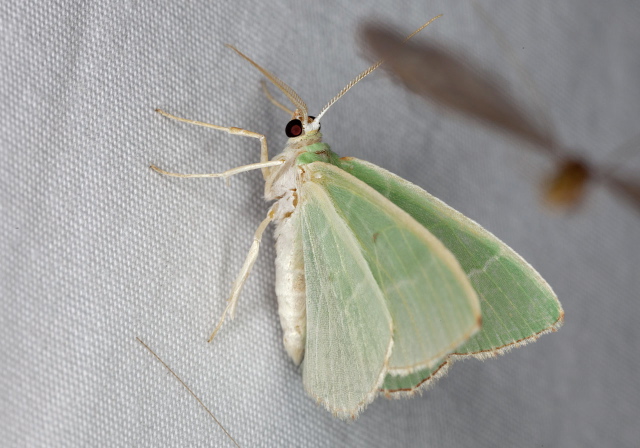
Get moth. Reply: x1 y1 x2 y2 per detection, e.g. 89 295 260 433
152 18 563 419
361 23 640 212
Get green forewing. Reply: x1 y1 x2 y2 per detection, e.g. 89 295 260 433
299 180 393 418
336 158 563 391
304 162 481 374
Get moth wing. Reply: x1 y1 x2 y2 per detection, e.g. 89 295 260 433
381 357 449 395
303 162 481 377
298 179 393 419
336 157 564 394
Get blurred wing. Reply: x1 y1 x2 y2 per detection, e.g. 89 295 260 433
604 174 640 213
336 157 564 394
361 25 555 151
303 162 481 377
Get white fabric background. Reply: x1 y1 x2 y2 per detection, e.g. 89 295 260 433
2 1 639 446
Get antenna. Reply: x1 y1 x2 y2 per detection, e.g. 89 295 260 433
226 45 309 125
314 15 442 123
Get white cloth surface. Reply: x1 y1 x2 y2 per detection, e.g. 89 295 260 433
2 1 639 446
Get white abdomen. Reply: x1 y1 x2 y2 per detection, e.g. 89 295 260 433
273 205 306 365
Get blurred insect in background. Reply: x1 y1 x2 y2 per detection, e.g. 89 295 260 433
361 24 640 212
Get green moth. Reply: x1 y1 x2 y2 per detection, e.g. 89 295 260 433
152 21 563 419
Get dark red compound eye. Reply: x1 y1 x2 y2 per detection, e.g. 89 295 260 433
285 119 303 137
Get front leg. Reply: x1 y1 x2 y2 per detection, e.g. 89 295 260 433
156 109 273 179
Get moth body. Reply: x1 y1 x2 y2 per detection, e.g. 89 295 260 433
268 132 328 365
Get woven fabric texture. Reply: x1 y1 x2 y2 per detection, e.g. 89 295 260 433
2 1 639 446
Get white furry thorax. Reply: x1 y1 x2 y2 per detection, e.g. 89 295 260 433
264 131 324 210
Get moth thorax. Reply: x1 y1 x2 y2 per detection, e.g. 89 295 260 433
264 153 300 202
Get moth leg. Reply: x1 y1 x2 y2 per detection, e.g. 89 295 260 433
150 160 283 182
261 81 295 116
208 205 276 342
156 108 272 178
